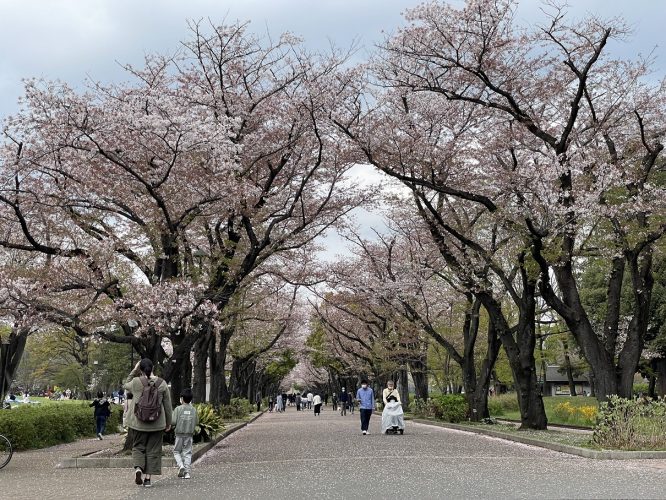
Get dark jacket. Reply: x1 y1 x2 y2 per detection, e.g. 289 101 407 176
339 392 348 402
90 399 111 418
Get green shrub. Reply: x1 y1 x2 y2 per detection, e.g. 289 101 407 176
632 383 649 397
217 397 253 420
0 402 122 450
487 393 520 416
411 397 431 417
432 395 468 423
593 396 666 450
193 403 224 442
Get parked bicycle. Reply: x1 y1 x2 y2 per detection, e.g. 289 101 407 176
0 433 11 470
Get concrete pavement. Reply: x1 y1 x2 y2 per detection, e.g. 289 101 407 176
4 406 666 499
133 407 666 500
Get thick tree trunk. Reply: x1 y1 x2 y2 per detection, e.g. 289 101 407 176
464 320 501 421
398 368 409 411
192 331 210 403
161 333 197 407
479 282 547 430
409 356 429 401
213 328 233 405
0 331 27 402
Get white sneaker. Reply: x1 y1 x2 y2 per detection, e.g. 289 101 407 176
362 430 367 435
97 433 103 440
178 466 185 478
184 472 191 479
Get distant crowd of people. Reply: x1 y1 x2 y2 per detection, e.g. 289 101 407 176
266 380 401 436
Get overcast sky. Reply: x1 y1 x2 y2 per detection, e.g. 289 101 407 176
0 0 663 258
0 0 664 119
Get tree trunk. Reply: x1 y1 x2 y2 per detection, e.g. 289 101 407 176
161 333 197 407
654 359 666 397
398 368 409 411
479 284 547 430
213 328 233 405
0 330 28 402
192 331 211 403
409 356 429 401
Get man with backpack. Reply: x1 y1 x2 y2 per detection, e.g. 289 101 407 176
124 358 172 488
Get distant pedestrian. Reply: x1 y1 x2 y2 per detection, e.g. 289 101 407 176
313 394 322 416
124 358 173 488
307 392 314 410
356 380 375 435
256 392 262 412
276 394 283 412
282 392 288 409
324 393 329 406
172 388 198 480
339 388 348 416
89 391 111 440
296 393 302 411
348 390 355 414
332 393 338 411
269 396 274 412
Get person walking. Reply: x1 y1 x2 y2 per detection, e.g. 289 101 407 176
332 393 338 411
295 393 302 411
356 380 375 435
172 388 198 480
307 391 313 410
324 393 329 406
255 392 262 412
89 391 111 440
348 390 355 414
339 388 348 416
313 393 322 416
269 395 274 412
276 393 283 413
124 358 172 488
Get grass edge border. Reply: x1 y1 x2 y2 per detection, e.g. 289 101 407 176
410 418 666 460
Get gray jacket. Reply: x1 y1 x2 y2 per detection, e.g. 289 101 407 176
173 403 198 436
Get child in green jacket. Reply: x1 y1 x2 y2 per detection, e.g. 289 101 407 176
172 388 198 479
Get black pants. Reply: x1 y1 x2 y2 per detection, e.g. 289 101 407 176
360 409 372 431
314 403 321 415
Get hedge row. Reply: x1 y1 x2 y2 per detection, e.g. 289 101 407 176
412 394 469 423
0 402 122 450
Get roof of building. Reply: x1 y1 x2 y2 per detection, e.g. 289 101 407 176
544 365 589 383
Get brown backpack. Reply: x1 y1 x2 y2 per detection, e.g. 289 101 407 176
134 376 164 423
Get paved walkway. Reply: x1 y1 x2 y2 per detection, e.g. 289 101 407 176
4 407 666 499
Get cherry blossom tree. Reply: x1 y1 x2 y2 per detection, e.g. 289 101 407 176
330 0 665 425
0 21 365 402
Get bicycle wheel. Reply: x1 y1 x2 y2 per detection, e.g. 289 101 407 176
0 434 12 470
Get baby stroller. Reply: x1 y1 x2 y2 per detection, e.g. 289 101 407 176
381 396 405 435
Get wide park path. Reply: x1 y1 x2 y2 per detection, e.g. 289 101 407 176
135 406 666 500
3 406 666 499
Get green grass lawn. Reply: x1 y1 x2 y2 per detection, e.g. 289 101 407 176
493 395 599 428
